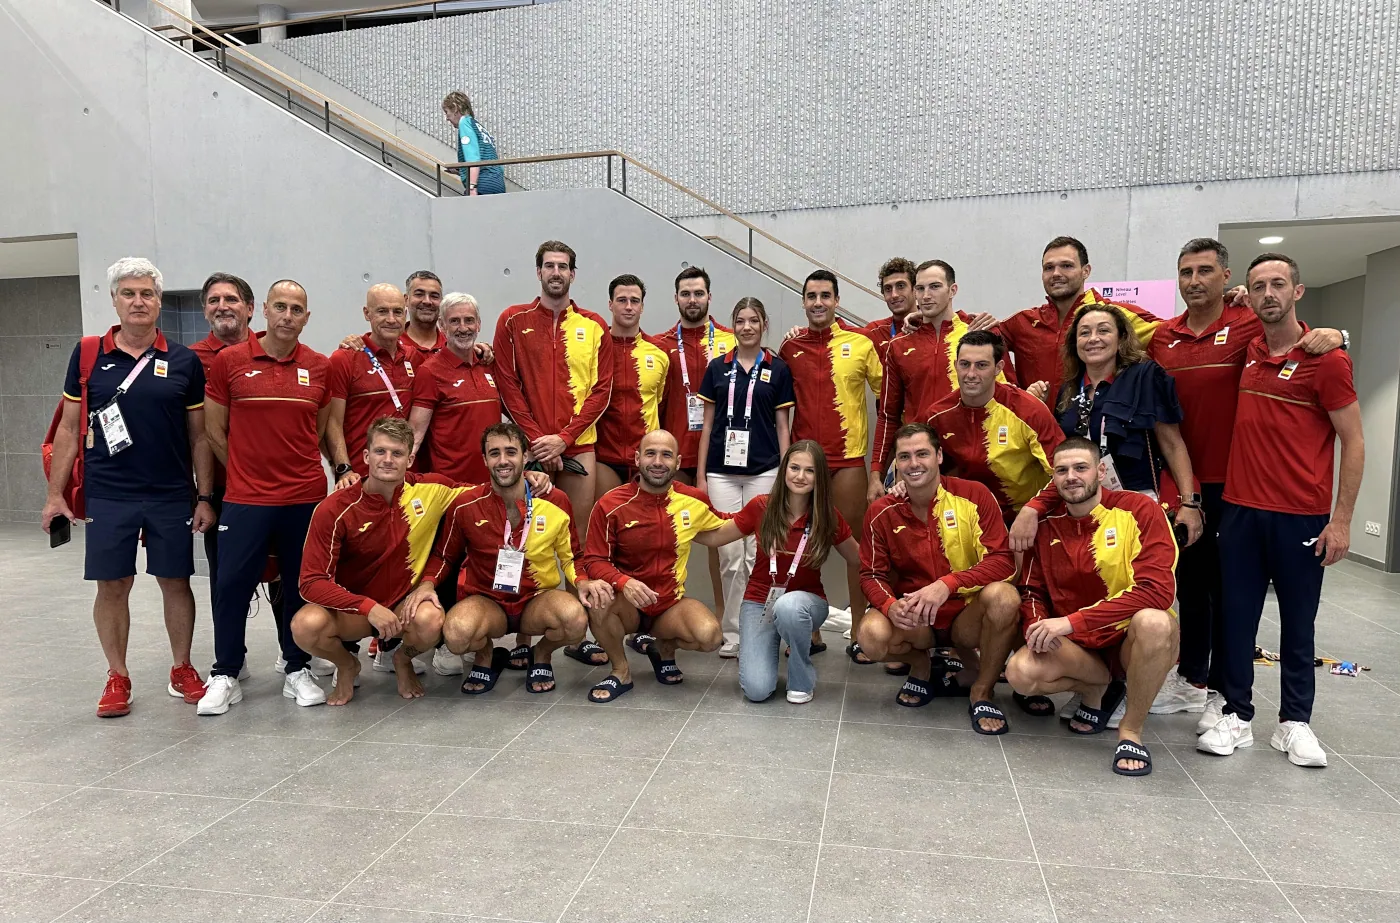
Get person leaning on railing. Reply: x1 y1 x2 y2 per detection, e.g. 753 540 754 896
442 91 505 196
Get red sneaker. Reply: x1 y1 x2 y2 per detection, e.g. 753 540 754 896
168 662 205 704
97 671 132 718
367 637 380 656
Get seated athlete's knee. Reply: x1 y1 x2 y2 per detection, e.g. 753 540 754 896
291 605 331 644
981 583 1022 624
1004 648 1043 692
557 600 589 640
1131 609 1177 650
694 617 723 652
415 603 445 637
857 615 891 654
441 608 475 648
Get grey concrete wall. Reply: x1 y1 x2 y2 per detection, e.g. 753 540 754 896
1353 248 1400 566
1307 276 1368 370
678 174 1400 316
0 277 83 522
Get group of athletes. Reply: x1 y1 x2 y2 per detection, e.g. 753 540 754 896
43 232 1362 778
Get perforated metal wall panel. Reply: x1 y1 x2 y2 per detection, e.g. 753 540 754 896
275 0 1400 215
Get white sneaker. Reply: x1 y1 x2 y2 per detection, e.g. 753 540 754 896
1196 691 1225 735
1105 696 1127 730
433 646 464 676
1151 669 1208 714
275 655 336 677
1058 693 1083 720
331 667 362 688
282 668 327 707
718 641 740 659
1197 713 1253 755
372 649 425 674
196 675 243 716
786 689 813 704
237 664 251 681
824 606 852 632
1271 720 1328 767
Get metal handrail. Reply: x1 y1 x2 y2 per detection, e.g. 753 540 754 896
441 152 883 304
144 0 449 180
195 0 536 35
107 0 877 308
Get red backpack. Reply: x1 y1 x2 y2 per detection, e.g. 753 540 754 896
41 336 101 520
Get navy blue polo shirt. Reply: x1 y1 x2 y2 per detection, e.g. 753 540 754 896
63 326 206 502
697 349 795 475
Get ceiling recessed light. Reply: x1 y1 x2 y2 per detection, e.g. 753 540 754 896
1258 235 1284 245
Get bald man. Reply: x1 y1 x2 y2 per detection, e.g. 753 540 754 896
576 430 730 703
326 283 429 489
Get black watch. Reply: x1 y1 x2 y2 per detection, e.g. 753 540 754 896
334 463 353 478
197 494 214 504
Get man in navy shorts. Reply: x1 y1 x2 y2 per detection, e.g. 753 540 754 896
43 258 216 718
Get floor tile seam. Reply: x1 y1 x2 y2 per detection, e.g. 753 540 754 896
1035 861 1281 884
548 667 727 923
305 899 538 923
309 686 578 918
1152 736 1308 922
803 678 848 923
1317 597 1400 638
75 785 434 816
1269 880 1400 894
997 735 1059 923
1 728 210 837
1317 752 1400 811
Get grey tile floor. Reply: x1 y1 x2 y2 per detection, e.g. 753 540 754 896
2 522 1400 922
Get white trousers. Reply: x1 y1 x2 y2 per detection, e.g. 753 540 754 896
705 468 778 644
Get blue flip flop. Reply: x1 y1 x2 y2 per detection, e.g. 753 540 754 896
505 644 531 671
588 675 634 703
646 648 684 685
564 640 609 666
1112 739 1153 776
626 633 657 655
461 647 509 695
969 700 1010 735
525 646 556 694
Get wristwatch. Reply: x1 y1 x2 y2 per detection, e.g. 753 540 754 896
333 463 353 479
1341 329 1351 351
197 494 214 504
1180 492 1202 509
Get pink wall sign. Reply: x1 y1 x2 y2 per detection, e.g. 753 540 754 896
1095 280 1180 318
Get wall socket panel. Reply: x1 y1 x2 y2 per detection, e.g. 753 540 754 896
1364 521 1382 536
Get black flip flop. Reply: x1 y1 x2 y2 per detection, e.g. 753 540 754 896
884 661 911 676
460 647 508 695
785 641 828 658
588 675 634 703
646 648 684 685
896 676 935 707
563 640 610 666
525 646 555 694
1112 739 1153 776
505 644 531 671
1013 692 1055 717
969 700 1010 735
1068 681 1126 735
626 633 656 656
846 642 874 665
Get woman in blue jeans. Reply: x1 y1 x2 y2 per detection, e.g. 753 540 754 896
704 441 860 703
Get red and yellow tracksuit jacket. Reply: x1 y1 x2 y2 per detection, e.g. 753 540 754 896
491 299 613 456
872 312 1015 474
596 333 670 467
299 474 465 615
423 484 579 613
926 382 1064 523
859 476 1015 629
779 321 884 468
579 481 727 615
1018 488 1178 648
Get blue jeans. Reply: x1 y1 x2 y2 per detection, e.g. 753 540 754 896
738 591 829 701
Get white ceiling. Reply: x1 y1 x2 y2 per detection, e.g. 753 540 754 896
1218 218 1400 288
0 236 80 280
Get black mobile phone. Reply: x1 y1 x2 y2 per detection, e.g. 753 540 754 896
1173 521 1189 547
49 516 72 548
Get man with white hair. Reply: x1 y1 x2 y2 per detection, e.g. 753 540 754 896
42 258 216 718
409 292 505 675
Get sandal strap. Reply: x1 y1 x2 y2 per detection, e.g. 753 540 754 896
1116 740 1150 759
971 702 1004 717
594 676 623 690
529 665 553 679
902 677 931 695
467 667 495 683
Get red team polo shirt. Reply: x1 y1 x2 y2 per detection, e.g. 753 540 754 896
192 331 255 490
732 496 852 604
327 334 426 476
412 349 503 484
1148 304 1263 484
1224 332 1356 516
205 336 331 506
